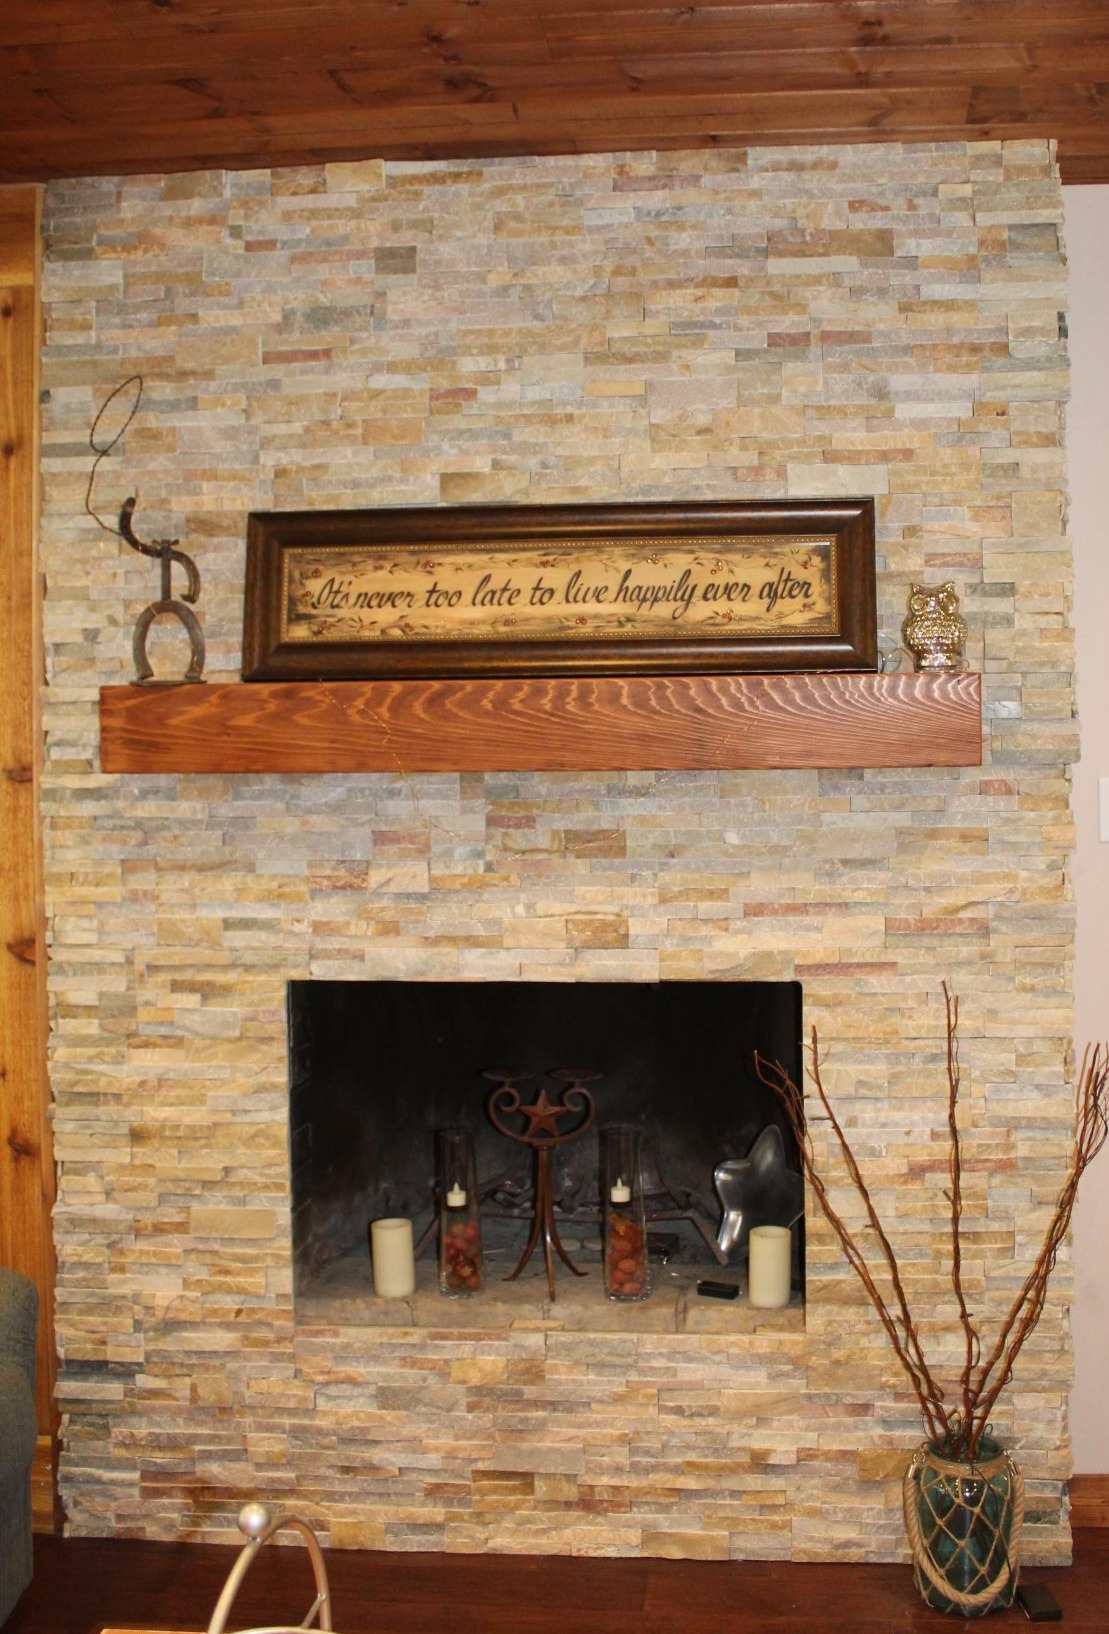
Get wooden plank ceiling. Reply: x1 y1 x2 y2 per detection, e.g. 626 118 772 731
1 0 1108 185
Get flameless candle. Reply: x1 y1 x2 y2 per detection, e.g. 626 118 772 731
747 1224 792 1309
445 1185 467 1208
371 1216 416 1298
610 1177 632 1204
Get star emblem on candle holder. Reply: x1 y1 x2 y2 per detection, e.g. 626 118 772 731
514 1085 571 1140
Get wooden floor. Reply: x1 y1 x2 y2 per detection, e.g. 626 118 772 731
7 1530 1109 1634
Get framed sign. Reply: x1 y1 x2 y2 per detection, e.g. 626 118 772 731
242 499 876 680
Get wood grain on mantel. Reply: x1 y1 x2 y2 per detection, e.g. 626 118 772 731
99 672 981 776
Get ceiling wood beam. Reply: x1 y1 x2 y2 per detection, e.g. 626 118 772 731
0 3 1104 189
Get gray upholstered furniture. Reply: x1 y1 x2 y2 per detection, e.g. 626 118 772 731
0 1266 37 1626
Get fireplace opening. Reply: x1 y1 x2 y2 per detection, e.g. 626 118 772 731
289 980 804 1314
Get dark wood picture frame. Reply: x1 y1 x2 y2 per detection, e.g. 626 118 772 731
241 499 877 680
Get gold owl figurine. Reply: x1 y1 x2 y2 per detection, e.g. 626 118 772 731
900 582 968 673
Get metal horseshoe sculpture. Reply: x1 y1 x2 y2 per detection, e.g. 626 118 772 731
119 497 205 684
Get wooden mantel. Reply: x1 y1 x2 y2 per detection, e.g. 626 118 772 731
98 671 981 775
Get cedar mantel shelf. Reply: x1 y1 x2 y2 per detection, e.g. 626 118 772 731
98 672 981 775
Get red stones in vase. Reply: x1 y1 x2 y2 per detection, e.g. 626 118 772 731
604 1210 648 1301
441 1216 484 1294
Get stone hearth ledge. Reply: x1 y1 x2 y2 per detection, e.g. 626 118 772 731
299 1248 802 1334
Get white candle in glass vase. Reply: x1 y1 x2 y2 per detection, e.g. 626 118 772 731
747 1224 792 1308
445 1184 467 1208
371 1216 416 1298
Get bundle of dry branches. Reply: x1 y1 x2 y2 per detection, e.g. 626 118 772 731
755 985 1109 1459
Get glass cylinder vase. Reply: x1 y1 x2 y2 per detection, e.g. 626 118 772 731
601 1125 650 1301
437 1128 484 1296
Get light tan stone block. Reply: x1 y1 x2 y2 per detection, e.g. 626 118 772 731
324 160 386 191
189 1208 278 1239
438 471 532 503
331 1516 389 1548
640 1530 731 1560
857 1448 913 1482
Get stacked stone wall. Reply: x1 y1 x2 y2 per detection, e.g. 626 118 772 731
39 139 1075 1560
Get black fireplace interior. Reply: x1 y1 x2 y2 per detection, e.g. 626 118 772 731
289 979 803 1291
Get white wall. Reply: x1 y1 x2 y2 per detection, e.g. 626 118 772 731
1064 185 1109 1474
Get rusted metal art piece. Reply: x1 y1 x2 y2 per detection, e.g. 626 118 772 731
120 496 205 684
486 1067 597 1300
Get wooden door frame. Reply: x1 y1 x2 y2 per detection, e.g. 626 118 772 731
0 182 57 1439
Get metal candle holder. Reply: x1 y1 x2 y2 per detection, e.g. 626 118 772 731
485 1067 597 1300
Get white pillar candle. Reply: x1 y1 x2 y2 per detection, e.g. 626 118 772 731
371 1216 416 1298
747 1224 792 1309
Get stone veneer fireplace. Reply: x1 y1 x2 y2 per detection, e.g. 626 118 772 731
40 137 1076 1562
